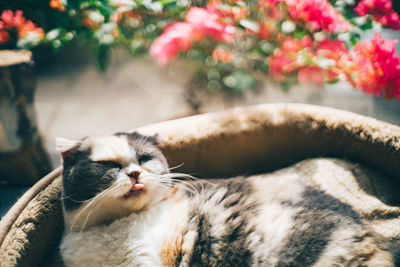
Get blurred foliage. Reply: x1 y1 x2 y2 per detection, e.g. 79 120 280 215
0 0 399 97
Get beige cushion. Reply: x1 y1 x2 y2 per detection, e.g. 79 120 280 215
0 103 399 266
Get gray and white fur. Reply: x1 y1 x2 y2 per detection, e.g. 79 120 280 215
58 132 396 267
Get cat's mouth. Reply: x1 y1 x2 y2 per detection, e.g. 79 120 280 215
123 180 145 199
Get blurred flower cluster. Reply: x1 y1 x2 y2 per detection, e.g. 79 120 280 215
0 10 44 48
0 0 399 99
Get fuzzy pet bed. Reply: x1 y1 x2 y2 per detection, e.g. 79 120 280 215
0 103 399 266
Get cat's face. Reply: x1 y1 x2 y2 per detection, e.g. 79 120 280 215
57 132 169 231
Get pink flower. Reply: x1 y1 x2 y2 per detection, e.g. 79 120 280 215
0 10 44 41
186 7 235 42
150 7 235 65
268 36 313 81
251 22 277 40
354 0 392 14
1 10 25 30
353 33 400 99
281 35 313 51
150 22 199 66
269 36 353 84
374 12 400 30
206 0 250 22
298 66 324 84
354 0 400 30
283 0 351 32
258 0 285 20
212 48 233 63
316 38 352 81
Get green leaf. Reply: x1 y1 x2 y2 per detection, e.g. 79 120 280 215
258 61 269 73
97 45 111 71
360 19 373 30
326 79 339 85
350 32 361 46
129 39 144 55
143 0 163 11
161 0 176 7
294 31 307 39
280 81 291 93
224 70 257 93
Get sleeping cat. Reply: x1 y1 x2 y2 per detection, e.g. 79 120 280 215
57 132 395 266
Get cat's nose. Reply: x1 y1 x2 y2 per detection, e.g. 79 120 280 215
127 170 141 179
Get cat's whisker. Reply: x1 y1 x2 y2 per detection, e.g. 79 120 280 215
61 178 125 202
159 180 198 196
166 163 184 172
59 195 71 201
160 172 199 181
157 177 198 194
163 178 201 196
69 184 120 231
79 195 108 234
60 195 99 203
157 182 174 191
154 171 203 195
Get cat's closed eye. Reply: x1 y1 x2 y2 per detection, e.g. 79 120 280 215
138 154 153 164
95 160 123 169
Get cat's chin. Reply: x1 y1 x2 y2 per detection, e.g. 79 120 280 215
122 182 145 199
122 188 145 199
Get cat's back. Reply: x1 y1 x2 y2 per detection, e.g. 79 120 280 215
162 158 394 266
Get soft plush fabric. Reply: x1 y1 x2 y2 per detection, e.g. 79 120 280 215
0 103 399 266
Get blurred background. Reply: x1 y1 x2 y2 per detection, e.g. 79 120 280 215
1 0 400 216
36 32 400 167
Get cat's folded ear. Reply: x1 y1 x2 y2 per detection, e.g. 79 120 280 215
56 137 81 160
146 133 160 145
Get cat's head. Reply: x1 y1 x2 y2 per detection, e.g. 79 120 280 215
57 132 170 231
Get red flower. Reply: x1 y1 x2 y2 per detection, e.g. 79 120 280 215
0 10 44 43
253 22 276 40
49 0 66 12
19 20 44 38
186 7 235 43
354 0 400 30
112 11 142 25
283 0 351 32
1 10 25 30
212 48 233 63
0 30 10 43
150 22 199 65
353 33 400 99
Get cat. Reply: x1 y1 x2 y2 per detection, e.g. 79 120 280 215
57 132 396 267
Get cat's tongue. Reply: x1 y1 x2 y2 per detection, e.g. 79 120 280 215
132 183 144 190
123 181 145 198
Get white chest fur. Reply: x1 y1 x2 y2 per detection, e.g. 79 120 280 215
60 202 169 267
